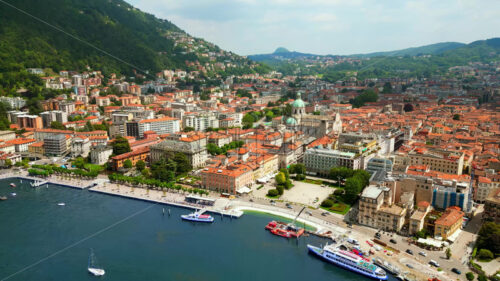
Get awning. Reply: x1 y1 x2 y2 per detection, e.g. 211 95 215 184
237 186 251 194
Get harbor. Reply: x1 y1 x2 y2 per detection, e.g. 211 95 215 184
0 178 402 281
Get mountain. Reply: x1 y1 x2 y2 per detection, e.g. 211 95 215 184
0 0 264 83
349 42 466 58
249 48 322 64
273 47 290 54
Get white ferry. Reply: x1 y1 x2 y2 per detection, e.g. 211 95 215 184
181 210 214 223
307 244 388 280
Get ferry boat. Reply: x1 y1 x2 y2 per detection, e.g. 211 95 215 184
181 210 214 223
307 244 388 280
265 221 305 238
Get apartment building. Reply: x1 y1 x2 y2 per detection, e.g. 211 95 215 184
111 147 149 171
409 201 432 235
304 148 361 177
40 111 68 128
126 116 180 139
43 134 69 156
200 165 253 194
409 148 464 175
183 113 219 131
434 206 464 240
17 115 43 129
357 185 406 232
475 176 494 203
90 146 113 165
150 132 207 168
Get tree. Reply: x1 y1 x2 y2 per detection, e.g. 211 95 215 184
173 152 192 175
151 159 176 182
403 103 414 112
275 172 286 185
267 189 279 197
445 247 452 259
382 82 392 93
351 89 378 108
112 136 131 156
465 272 474 281
321 199 334 208
72 157 85 169
477 249 494 261
123 159 133 169
453 114 460 120
4 158 12 167
50 121 66 130
289 163 306 175
136 160 146 171
477 275 487 281
476 222 500 257
344 177 362 203
183 126 195 132
265 110 274 121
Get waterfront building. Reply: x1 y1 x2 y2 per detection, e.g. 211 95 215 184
111 146 149 171
0 151 22 166
357 185 406 232
200 165 253 194
304 148 361 177
72 136 91 157
28 142 45 159
150 132 207 168
6 138 36 153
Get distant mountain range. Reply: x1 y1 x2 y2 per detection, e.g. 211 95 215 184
249 39 500 62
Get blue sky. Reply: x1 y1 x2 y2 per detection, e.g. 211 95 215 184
127 0 500 56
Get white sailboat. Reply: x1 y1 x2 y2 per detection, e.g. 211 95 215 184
88 249 105 276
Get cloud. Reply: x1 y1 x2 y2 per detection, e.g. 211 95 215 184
127 0 500 55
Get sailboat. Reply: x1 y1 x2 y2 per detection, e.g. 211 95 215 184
88 249 105 276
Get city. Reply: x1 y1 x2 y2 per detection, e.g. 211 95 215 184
0 0 499 281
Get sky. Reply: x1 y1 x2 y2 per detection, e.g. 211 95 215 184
127 0 500 56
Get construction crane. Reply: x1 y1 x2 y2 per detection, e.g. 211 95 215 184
292 206 306 226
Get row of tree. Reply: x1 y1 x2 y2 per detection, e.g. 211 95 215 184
107 173 208 196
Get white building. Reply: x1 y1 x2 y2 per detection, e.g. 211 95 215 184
40 111 68 128
304 148 361 176
90 146 113 165
72 137 91 157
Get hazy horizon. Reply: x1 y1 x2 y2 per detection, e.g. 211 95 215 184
127 0 499 56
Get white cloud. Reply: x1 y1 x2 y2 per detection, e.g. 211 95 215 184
127 0 500 55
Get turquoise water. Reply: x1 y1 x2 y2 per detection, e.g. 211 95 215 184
0 179 396 281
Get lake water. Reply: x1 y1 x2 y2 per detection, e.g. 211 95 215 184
0 178 396 281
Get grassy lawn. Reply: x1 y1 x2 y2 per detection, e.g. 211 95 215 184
300 178 341 189
321 202 351 215
84 163 103 172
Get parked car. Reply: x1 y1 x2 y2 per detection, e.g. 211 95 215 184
451 268 461 274
375 233 381 239
286 203 293 209
321 212 329 216
347 238 359 245
406 249 413 255
429 260 440 267
305 211 312 216
389 239 397 244
406 264 414 269
419 251 427 257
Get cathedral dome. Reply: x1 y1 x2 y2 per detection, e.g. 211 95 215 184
292 92 305 108
286 117 298 125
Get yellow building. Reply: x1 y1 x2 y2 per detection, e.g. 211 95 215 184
434 207 464 240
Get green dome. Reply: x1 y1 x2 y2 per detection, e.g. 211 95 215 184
292 92 305 108
286 117 298 125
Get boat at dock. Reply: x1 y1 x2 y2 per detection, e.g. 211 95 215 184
31 180 48 188
181 210 214 223
0 196 7 201
307 244 388 280
265 206 306 238
10 183 15 187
